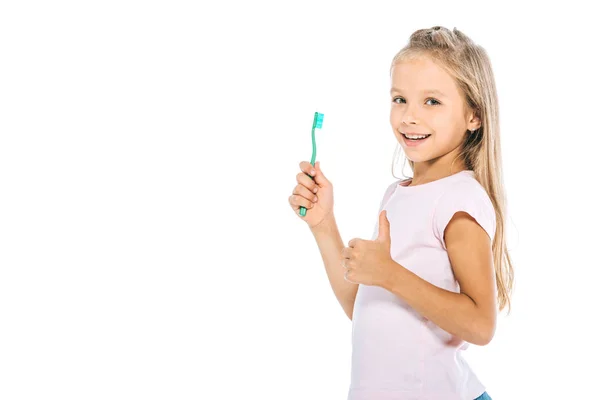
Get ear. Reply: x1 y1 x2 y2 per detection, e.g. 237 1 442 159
468 109 482 131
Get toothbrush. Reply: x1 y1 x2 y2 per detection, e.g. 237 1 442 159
299 111 324 217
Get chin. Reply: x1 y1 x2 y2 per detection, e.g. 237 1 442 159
405 155 430 163
398 143 426 158
402 148 433 163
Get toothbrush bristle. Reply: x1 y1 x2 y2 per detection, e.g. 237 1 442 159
315 113 324 129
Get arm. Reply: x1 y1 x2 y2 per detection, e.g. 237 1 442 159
311 215 359 321
381 211 497 345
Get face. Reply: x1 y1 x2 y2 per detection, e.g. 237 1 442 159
390 55 480 168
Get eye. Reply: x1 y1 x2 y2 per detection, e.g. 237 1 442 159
392 97 441 106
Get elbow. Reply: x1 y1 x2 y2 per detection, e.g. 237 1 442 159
474 332 493 346
472 319 495 346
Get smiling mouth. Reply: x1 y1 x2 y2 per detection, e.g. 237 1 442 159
401 133 432 141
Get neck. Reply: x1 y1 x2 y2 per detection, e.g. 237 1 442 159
409 161 468 186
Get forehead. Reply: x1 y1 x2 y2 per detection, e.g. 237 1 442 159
390 57 458 97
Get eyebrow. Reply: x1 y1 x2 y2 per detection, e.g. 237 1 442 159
390 87 447 97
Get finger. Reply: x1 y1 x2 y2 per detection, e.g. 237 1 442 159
342 258 351 270
299 161 317 178
312 161 328 186
289 194 314 210
296 171 319 194
348 238 357 248
341 247 350 259
292 184 319 203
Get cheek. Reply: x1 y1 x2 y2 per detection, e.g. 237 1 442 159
390 109 400 125
429 112 451 127
431 130 464 149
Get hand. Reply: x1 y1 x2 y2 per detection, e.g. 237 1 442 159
289 161 334 229
342 210 397 287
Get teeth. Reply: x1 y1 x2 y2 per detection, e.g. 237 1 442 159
404 133 430 139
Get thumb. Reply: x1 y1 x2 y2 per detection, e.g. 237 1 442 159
377 210 391 242
313 161 328 185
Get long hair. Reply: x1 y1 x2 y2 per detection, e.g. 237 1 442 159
389 26 515 315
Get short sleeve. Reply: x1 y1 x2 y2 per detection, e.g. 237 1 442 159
370 180 400 240
432 181 496 250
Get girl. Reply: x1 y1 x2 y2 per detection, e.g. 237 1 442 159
289 26 513 400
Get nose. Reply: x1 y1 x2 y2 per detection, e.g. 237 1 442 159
402 116 419 126
401 104 420 126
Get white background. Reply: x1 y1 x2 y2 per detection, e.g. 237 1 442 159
1 1 599 399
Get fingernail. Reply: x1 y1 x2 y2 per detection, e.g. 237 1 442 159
311 170 316 175
313 187 318 193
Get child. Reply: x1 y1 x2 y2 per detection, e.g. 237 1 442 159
289 26 513 400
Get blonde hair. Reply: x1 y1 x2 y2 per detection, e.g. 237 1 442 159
390 26 515 315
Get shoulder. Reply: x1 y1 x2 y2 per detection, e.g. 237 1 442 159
437 175 493 208
382 178 402 199
433 176 496 246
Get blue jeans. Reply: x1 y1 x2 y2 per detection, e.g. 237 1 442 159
474 391 492 400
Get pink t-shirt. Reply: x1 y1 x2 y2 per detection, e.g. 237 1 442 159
348 170 496 400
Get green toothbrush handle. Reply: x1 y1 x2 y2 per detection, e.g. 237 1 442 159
299 112 323 217
299 160 315 217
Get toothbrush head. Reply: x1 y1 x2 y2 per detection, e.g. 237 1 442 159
314 112 324 129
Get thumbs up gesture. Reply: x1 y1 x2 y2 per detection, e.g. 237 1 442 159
341 210 397 287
